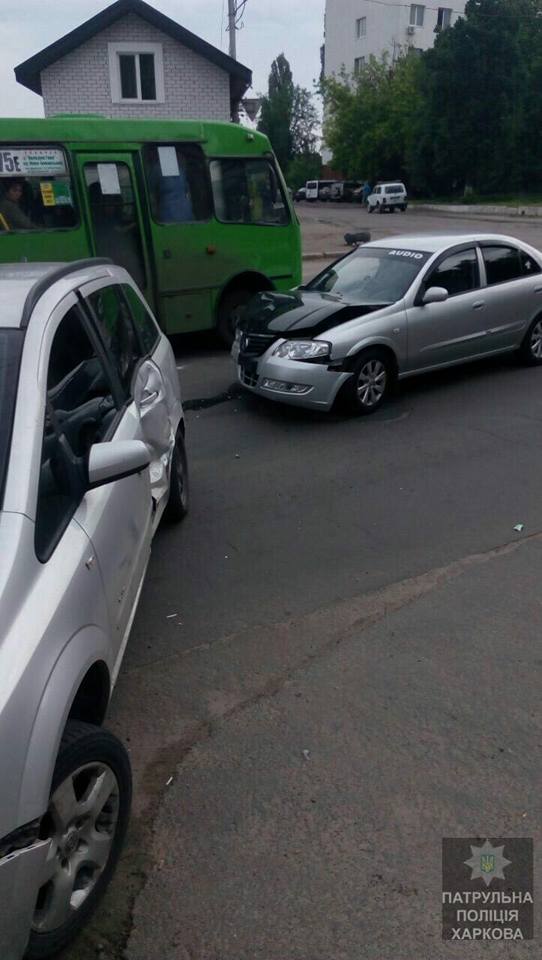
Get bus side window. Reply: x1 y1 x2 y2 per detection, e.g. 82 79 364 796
210 159 289 226
144 144 211 224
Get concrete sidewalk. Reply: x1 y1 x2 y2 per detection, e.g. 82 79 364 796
125 532 542 960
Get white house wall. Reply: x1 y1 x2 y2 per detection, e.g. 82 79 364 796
41 12 231 120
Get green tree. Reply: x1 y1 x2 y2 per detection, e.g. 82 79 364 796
258 54 320 175
322 53 424 185
258 54 295 170
287 152 322 190
322 0 542 197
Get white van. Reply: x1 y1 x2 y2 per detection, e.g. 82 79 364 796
367 182 408 213
305 180 336 201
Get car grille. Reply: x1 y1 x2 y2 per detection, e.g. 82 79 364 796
240 332 276 357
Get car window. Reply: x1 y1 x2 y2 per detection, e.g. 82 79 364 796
426 248 479 296
482 245 525 285
35 305 118 561
122 284 160 356
87 285 142 396
520 250 541 275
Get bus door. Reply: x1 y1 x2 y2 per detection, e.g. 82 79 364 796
141 143 216 334
76 154 153 305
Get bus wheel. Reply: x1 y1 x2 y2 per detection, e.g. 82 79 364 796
217 287 253 347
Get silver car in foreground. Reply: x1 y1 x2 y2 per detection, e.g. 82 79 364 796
0 259 188 959
233 233 542 413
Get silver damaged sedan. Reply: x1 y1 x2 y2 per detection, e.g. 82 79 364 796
0 259 188 959
233 234 542 412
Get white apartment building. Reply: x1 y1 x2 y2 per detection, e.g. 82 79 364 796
323 0 466 78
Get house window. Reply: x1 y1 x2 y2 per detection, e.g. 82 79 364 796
354 56 366 74
356 17 367 38
409 4 425 26
108 42 165 103
437 6 452 27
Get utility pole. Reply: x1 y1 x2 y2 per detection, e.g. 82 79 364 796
228 0 237 60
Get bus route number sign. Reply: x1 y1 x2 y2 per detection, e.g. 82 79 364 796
0 148 66 177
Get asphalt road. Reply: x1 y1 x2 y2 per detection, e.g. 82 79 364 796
72 207 542 960
297 200 542 258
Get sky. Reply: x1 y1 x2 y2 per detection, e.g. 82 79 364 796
2 0 325 117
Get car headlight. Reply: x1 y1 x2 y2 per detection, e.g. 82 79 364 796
272 340 331 361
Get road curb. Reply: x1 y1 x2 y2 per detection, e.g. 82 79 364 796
303 250 345 261
415 203 542 219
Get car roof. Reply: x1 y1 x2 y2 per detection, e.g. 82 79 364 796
367 233 528 255
0 259 117 329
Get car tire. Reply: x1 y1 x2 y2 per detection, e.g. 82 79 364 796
519 316 542 366
367 204 374 214
378 204 384 214
217 287 254 347
26 721 131 960
165 426 189 522
401 205 408 212
343 348 394 415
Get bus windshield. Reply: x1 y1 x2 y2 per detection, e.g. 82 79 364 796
0 147 77 232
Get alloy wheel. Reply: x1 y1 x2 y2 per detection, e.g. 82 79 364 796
33 762 120 933
530 320 542 359
357 359 387 408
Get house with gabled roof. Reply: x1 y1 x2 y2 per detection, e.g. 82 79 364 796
15 0 252 122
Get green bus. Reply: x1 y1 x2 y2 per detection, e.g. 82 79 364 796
0 116 301 342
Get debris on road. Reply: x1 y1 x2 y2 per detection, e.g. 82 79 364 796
166 776 174 786
302 749 311 761
513 523 525 532
166 613 177 619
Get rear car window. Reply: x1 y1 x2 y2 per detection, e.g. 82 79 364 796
482 245 528 285
0 328 24 509
0 146 77 232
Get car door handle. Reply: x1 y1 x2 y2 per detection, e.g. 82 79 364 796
472 300 485 310
535 286 542 293
140 389 159 406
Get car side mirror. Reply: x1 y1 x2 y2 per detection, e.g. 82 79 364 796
87 440 151 490
422 286 449 305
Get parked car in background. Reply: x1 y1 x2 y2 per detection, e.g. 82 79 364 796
233 233 542 414
305 180 337 201
0 259 188 960
367 182 408 213
294 187 306 201
330 181 362 202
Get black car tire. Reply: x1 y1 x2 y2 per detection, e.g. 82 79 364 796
342 348 394 415
26 722 131 960
519 315 542 366
217 287 253 347
367 204 374 214
165 427 189 522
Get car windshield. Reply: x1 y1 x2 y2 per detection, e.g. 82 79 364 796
306 246 430 304
0 328 24 509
